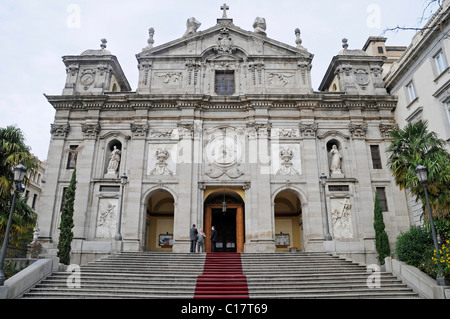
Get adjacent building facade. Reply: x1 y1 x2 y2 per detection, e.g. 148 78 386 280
384 0 450 224
25 158 46 212
37 6 413 265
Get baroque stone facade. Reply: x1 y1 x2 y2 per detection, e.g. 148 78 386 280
38 5 412 265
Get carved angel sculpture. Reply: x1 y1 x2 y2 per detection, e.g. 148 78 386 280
253 17 267 36
183 17 201 37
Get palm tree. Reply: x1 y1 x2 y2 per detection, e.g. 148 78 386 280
386 120 450 219
0 125 38 246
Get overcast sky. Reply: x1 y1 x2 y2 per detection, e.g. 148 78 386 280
0 0 440 161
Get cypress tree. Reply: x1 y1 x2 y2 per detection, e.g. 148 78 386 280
374 192 390 265
57 168 76 265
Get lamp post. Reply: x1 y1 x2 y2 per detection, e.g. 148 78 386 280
115 173 128 242
0 163 27 285
320 173 332 241
415 165 446 286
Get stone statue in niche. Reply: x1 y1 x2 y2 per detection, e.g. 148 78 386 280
329 145 342 176
183 17 201 37
151 149 173 176
107 145 121 176
331 198 353 239
253 17 267 36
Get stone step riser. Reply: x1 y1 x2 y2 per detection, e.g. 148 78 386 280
21 252 419 299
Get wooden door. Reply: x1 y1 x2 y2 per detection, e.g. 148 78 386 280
204 204 244 253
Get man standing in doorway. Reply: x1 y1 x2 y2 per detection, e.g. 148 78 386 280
210 226 218 252
190 224 198 253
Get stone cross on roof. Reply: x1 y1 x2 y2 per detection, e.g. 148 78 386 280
221 3 229 18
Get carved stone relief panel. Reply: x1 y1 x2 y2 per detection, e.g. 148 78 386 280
267 72 295 86
330 198 353 239
271 144 301 175
147 144 177 176
154 72 183 86
271 128 299 138
204 127 245 179
96 198 119 239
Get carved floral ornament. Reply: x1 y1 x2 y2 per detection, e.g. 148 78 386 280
66 64 79 76
130 123 150 138
299 123 318 138
272 128 298 138
50 123 70 138
379 123 399 139
82 123 100 139
348 123 368 139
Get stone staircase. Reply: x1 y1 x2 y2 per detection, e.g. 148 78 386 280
21 252 205 299
20 251 420 299
241 253 419 299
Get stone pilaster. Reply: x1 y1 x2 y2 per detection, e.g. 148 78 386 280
38 123 70 240
72 122 100 240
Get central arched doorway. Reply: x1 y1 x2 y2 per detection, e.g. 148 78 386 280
204 188 245 253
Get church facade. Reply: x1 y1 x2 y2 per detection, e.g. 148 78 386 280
38 6 412 265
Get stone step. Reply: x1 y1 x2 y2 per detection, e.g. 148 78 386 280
249 292 421 299
20 252 420 299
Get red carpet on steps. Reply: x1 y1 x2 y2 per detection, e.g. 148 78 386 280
194 253 249 299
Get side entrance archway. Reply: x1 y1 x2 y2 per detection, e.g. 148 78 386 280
204 188 245 253
274 190 303 251
145 190 175 251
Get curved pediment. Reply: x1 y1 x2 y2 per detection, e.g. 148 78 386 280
201 47 248 63
137 22 312 60
136 20 314 95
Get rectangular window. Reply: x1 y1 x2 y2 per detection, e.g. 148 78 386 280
434 50 447 75
370 145 382 169
376 187 388 212
215 71 235 96
406 82 416 103
377 46 384 54
447 102 450 125
32 194 38 210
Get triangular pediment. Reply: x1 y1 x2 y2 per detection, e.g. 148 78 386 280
137 22 313 61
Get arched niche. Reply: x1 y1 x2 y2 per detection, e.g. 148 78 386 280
104 139 123 177
326 139 344 177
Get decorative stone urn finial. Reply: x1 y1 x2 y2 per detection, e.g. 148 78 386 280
147 28 155 48
100 38 107 50
295 28 303 48
342 38 349 50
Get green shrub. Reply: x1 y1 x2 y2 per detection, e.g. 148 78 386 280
395 226 433 268
435 218 450 242
374 193 390 265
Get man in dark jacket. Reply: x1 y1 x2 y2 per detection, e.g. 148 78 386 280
210 226 218 252
190 224 198 253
